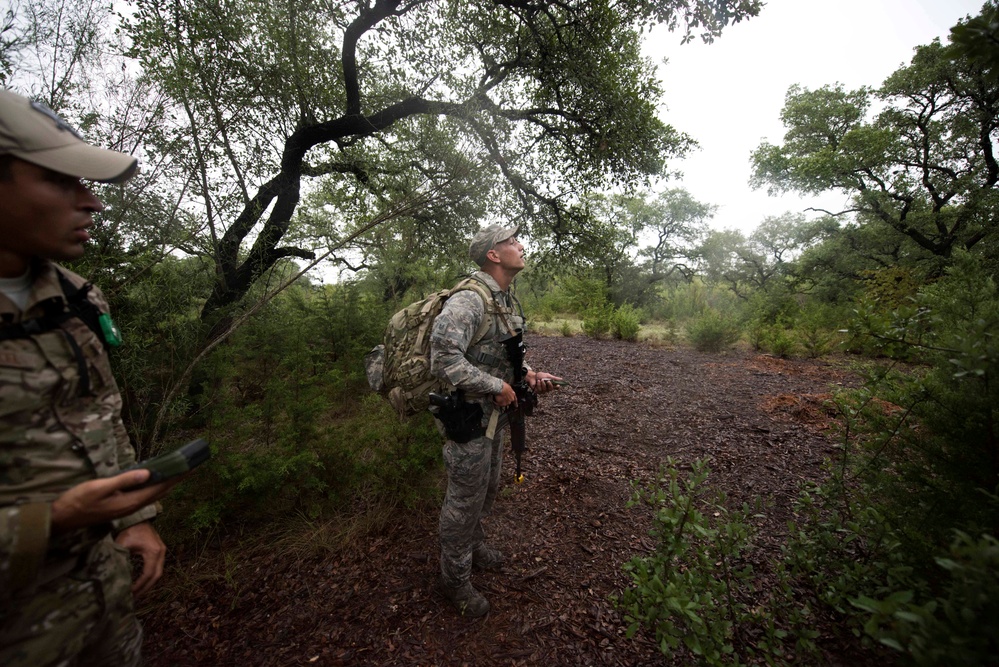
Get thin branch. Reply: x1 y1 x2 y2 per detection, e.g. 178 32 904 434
148 181 449 446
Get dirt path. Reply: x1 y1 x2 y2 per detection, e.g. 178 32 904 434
140 335 869 666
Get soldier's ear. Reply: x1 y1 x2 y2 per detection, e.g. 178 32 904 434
484 246 500 264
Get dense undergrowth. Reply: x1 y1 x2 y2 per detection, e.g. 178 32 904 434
108 251 997 665
615 255 999 665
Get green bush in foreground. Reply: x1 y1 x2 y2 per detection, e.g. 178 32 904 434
612 304 642 341
686 310 741 352
781 252 999 665
785 460 999 666
582 303 615 338
852 531 999 665
617 459 802 665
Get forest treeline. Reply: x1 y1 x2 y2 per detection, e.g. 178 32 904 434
2 0 997 663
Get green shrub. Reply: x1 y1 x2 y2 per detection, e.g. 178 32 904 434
582 303 614 338
858 265 923 310
153 279 442 541
108 256 215 451
781 252 999 663
686 310 740 352
617 459 795 665
747 320 767 352
532 303 554 323
852 531 999 665
563 275 610 315
844 253 999 557
796 307 839 358
768 326 797 358
612 304 642 341
783 467 923 619
159 389 443 540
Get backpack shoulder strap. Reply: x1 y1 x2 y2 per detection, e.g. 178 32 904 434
55 268 109 348
451 276 516 345
0 267 105 394
0 269 110 348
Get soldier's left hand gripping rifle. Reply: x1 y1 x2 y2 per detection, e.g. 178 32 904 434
501 330 537 484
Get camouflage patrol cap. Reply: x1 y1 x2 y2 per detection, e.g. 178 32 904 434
468 223 519 266
0 90 138 183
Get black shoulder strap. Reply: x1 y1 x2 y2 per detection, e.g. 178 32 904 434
55 271 106 347
0 269 109 395
0 270 105 344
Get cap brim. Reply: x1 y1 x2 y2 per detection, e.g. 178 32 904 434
498 224 520 243
15 142 138 184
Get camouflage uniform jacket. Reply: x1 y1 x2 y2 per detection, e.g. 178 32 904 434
429 271 527 412
0 260 156 606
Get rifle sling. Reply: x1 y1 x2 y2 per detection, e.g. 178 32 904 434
485 408 501 440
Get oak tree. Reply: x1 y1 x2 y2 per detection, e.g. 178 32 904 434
751 9 999 269
123 0 761 334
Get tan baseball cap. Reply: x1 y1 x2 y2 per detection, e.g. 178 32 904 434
468 223 519 266
0 90 138 183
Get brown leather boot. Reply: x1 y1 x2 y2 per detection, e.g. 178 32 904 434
472 544 505 570
440 581 490 617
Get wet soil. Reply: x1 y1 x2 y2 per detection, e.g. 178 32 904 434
140 335 878 666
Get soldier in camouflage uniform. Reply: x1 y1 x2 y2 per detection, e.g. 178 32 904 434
0 90 182 666
430 223 562 617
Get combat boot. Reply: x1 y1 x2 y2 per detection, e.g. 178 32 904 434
440 581 490 617
472 544 504 570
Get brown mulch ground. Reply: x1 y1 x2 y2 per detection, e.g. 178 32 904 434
140 335 879 666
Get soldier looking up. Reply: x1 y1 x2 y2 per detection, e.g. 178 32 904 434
430 223 562 617
0 89 181 666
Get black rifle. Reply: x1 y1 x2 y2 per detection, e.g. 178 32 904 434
501 330 537 483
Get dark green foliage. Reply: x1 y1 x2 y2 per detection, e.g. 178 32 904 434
845 253 999 551
856 265 926 311
794 305 841 359
582 303 615 338
686 310 741 352
784 467 925 621
950 1 999 80
91 256 214 455
611 304 642 341
745 290 800 357
852 531 999 664
756 324 797 358
562 275 612 315
618 459 815 665
785 462 999 664
162 392 442 537
153 278 442 539
309 280 395 364
618 460 760 664
780 251 999 663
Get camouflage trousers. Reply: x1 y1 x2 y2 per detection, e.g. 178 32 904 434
439 424 505 588
0 536 142 667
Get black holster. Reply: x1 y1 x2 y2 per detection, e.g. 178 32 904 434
429 390 486 443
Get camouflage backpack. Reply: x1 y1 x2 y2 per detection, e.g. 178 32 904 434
364 276 499 418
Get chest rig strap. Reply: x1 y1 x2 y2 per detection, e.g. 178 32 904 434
0 270 108 395
461 276 522 367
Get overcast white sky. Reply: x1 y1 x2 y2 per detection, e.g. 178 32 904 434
643 0 985 235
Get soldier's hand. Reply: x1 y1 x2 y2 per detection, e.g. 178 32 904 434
493 381 518 408
50 471 181 533
527 370 564 394
115 521 167 597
